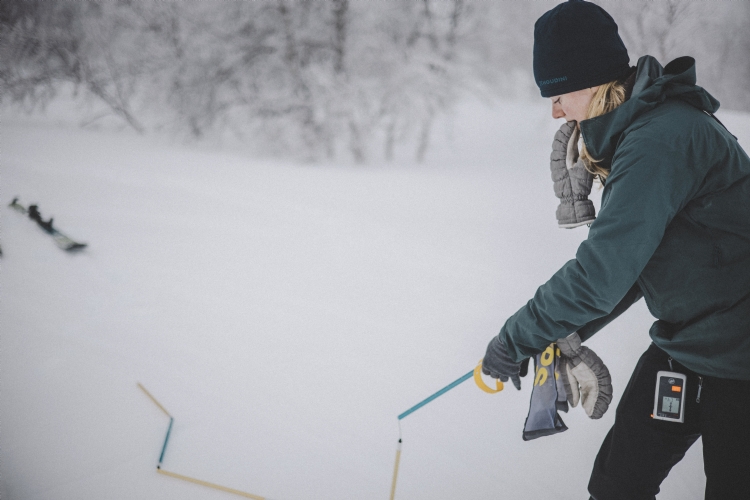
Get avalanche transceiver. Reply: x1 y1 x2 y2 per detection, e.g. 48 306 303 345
653 371 687 423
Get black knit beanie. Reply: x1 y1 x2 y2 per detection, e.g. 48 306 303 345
533 0 630 98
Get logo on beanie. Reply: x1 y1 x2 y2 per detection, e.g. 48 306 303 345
539 76 568 87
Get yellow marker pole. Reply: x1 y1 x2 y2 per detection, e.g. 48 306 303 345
157 469 265 500
389 439 402 500
138 383 172 418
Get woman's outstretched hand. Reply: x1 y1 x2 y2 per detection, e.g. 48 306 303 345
482 336 530 390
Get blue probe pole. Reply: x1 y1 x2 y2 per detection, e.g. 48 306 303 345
397 369 474 420
391 368 486 500
157 417 174 468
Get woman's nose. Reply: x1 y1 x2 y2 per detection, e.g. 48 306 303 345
552 103 565 119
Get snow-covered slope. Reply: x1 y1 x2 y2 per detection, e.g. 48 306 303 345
4 99 746 500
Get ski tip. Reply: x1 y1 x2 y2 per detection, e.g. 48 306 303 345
65 243 88 252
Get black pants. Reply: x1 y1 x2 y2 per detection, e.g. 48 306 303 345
588 343 750 500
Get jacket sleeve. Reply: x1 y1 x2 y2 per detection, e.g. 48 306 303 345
499 133 705 362
577 283 643 342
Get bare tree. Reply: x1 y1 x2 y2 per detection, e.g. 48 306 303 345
4 0 749 163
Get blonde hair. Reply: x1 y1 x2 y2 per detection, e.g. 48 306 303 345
579 80 628 183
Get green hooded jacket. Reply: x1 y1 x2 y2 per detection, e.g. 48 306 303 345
499 55 750 380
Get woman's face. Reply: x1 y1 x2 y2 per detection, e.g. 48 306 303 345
550 86 599 123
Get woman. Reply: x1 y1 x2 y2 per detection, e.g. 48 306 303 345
481 1 750 499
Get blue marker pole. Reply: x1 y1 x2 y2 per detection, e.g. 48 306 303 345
157 417 174 468
397 369 474 420
390 368 475 500
391 364 502 499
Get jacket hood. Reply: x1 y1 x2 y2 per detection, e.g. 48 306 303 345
579 55 721 169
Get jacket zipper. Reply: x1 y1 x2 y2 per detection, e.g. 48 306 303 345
668 356 703 403
696 376 703 403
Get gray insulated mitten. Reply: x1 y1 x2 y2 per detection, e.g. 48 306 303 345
550 121 596 228
557 332 613 419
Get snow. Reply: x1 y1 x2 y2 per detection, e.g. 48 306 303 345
4 98 747 500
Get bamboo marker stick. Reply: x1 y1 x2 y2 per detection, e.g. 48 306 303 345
138 383 172 418
139 383 266 500
157 469 265 500
389 439 402 500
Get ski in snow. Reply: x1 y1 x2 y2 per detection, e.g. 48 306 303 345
9 198 88 252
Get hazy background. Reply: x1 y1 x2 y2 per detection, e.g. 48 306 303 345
2 0 750 162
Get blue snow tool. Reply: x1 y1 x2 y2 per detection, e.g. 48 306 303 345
398 361 503 420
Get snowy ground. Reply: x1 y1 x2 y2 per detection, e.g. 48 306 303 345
3 98 747 500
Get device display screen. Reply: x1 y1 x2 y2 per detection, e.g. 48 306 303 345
656 375 684 419
662 396 680 413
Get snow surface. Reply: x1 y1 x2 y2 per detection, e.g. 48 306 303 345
4 99 748 500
